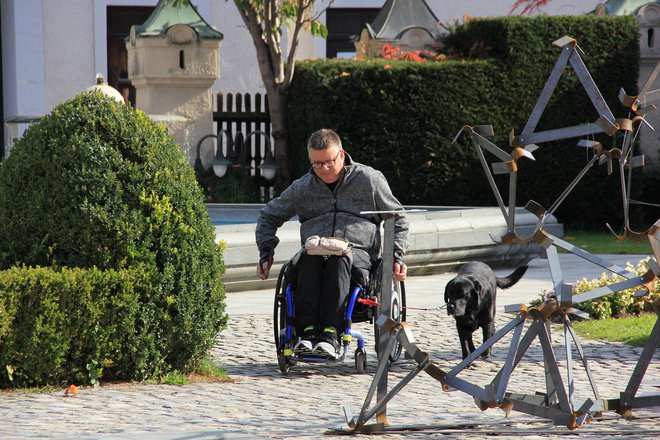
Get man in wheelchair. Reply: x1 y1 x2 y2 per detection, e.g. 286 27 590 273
255 129 408 359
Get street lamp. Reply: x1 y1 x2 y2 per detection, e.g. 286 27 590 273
196 128 277 190
245 130 277 181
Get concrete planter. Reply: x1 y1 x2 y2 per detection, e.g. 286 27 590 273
210 204 562 292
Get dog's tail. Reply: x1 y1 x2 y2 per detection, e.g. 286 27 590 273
496 265 528 289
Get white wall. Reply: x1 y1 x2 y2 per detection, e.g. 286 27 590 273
211 2 263 94
429 0 602 21
2 0 46 117
2 0 228 119
43 0 95 111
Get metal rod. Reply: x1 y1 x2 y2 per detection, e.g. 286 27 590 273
546 155 598 217
447 314 526 377
518 122 606 146
356 325 400 427
564 317 602 405
637 60 660 103
494 318 526 402
572 275 648 304
508 170 517 234
544 233 637 277
545 245 571 305
443 375 488 402
376 216 395 424
359 356 428 426
621 313 660 403
564 319 575 409
521 45 574 136
569 49 616 124
617 159 630 226
471 135 509 221
543 320 558 407
491 319 545 387
537 322 573 413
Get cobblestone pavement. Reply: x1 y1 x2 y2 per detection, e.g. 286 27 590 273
1 255 659 439
1 312 658 439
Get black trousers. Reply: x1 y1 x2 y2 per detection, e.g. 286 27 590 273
295 253 351 335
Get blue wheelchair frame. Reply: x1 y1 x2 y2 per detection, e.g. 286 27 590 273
273 258 406 373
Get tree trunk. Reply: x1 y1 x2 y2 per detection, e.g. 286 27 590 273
267 87 291 194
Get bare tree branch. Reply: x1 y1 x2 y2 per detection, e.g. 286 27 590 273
283 0 306 87
309 0 333 22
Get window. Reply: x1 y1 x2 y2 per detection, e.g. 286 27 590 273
326 8 380 58
106 6 155 106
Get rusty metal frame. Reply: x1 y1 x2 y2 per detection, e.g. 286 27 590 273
335 36 660 435
336 223 659 434
511 36 619 149
453 125 534 241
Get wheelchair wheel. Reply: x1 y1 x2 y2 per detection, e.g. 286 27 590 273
388 279 406 361
274 262 294 372
373 273 407 363
273 262 289 346
355 347 367 374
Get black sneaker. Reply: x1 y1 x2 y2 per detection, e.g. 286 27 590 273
294 325 316 357
313 327 339 359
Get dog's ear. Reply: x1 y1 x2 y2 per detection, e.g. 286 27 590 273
471 280 482 309
444 281 450 303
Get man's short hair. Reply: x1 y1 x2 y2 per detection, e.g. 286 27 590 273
307 129 342 152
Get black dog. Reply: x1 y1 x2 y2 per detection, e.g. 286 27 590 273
444 262 528 360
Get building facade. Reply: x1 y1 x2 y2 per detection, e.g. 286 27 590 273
0 0 605 153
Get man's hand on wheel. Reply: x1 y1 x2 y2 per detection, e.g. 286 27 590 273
256 253 274 280
394 261 407 281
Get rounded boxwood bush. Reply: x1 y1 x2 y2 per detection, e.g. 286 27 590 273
0 92 227 384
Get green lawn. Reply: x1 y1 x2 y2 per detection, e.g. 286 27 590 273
561 229 656 347
572 313 657 347
562 229 653 255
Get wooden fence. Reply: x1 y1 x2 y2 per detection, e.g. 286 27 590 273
212 92 273 179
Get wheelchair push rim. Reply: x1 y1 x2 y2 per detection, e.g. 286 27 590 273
273 262 295 372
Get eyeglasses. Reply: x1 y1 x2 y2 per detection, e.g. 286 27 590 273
310 150 341 169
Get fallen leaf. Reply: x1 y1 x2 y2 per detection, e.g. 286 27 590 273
64 385 79 397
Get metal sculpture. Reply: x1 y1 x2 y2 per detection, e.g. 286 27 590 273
336 36 660 434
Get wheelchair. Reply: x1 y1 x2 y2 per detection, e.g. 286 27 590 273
273 255 406 373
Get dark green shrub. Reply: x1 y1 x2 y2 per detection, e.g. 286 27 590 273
288 58 508 207
197 166 261 203
0 93 227 386
287 15 644 228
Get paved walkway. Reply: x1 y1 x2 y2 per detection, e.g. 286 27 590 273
1 255 659 439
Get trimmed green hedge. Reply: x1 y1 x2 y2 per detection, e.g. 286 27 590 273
0 93 227 387
287 15 650 228
0 266 153 386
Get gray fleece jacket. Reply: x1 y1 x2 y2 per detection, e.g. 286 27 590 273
255 153 408 262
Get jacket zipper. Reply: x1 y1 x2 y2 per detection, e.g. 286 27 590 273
332 195 337 234
331 172 345 235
